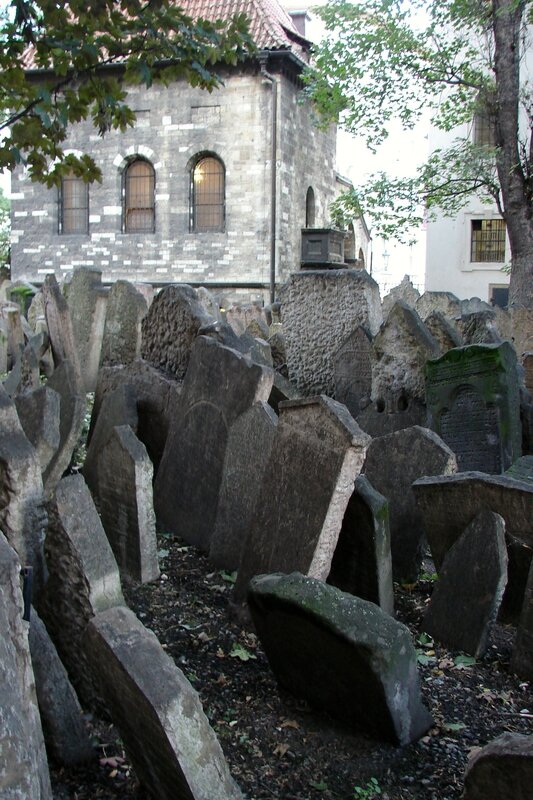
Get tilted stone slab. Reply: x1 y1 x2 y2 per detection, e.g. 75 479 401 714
510 559 533 681
43 360 86 495
414 291 461 323
97 425 159 584
363 426 457 581
0 532 52 799
421 510 508 657
424 310 463 354
15 385 61 473
234 396 371 601
100 280 148 368
248 573 432 745
506 455 533 484
463 732 533 800
154 336 273 549
42 274 82 388
327 475 394 615
63 267 108 392
333 325 373 419
84 605 243 800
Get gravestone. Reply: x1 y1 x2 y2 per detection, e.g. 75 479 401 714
327 475 394 615
363 426 457 581
382 275 420 320
225 303 266 336
278 269 382 396
15 385 61 472
415 291 461 323
97 425 159 584
505 455 533 484
426 343 521 473
524 353 533 395
4 304 25 368
3 339 40 397
154 336 273 549
510 559 533 680
0 532 52 800
424 310 463 354
333 326 373 418
100 280 148 368
196 285 223 321
463 733 533 800
84 605 244 800
234 395 371 601
63 267 108 392
209 402 278 570
268 329 287 375
457 310 502 345
248 573 432 745
421 510 508 657
42 274 82 389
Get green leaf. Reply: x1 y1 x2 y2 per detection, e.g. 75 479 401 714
229 643 256 661
442 721 467 732
220 570 237 584
454 654 476 667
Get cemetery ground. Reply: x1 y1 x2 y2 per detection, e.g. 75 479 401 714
50 532 533 800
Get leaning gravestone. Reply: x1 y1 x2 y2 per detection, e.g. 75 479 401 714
209 402 278 570
0 532 52 800
154 336 273 549
415 291 461 323
234 396 371 601
100 280 148 368
333 325 373 418
97 425 159 584
363 426 457 581
43 359 86 495
327 475 394 615
381 274 420 320
510 559 533 680
524 353 533 395
421 510 508 657
84 605 243 800
424 310 463 354
42 274 82 389
505 455 533 484
463 732 533 800
63 267 108 392
248 573 432 745
15 385 61 473
426 342 521 473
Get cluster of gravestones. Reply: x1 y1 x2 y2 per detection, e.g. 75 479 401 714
0 266 532 799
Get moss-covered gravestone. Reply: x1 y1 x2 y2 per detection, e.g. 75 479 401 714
426 343 521 473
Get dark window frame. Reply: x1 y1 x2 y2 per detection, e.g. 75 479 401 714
190 154 225 233
470 218 506 263
123 158 156 234
59 172 89 235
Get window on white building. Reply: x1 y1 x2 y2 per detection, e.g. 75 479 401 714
470 218 506 262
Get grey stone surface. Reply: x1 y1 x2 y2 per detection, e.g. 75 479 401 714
234 395 371 601
15 386 61 473
210 402 278 570
248 573 432 745
154 336 273 549
424 310 463 353
4 304 25 369
525 353 533 395
84 605 244 800
327 475 394 615
268 329 287 375
457 310 502 345
100 280 148 368
333 325 373 418
196 286 223 321
463 732 533 800
42 274 82 389
225 303 267 336
414 291 461 322
382 275 420 320
422 510 508 657
363 426 457 581
279 269 382 396
29 609 94 765
141 284 214 379
3 339 40 397
0 532 52 799
505 455 533 484
40 474 124 708
63 267 108 392
97 425 159 584
510 559 533 680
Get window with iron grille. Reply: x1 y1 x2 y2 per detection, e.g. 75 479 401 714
471 219 506 262
124 159 155 233
60 172 88 234
191 156 225 232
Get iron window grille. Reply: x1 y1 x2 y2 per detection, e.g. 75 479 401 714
471 219 506 263
191 156 225 232
59 172 89 234
124 159 155 233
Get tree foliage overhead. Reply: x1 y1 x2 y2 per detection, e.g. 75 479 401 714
0 0 254 185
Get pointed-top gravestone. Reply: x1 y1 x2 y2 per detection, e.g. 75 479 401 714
63 268 107 392
43 359 86 495
382 274 420 319
42 274 82 389
424 310 463 354
333 325 373 418
100 280 148 368
15 385 61 473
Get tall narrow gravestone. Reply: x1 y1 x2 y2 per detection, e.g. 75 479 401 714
333 326 373 418
426 343 521 473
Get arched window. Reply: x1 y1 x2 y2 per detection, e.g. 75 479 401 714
305 186 315 227
60 172 88 234
124 159 155 233
191 155 225 232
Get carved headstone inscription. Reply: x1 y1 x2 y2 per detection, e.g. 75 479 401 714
333 326 373 418
426 343 521 473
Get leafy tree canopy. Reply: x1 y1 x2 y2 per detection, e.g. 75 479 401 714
0 0 254 185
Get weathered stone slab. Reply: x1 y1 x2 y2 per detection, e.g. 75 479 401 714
0 532 52 799
333 325 373 418
279 269 382 396
510 559 533 680
63 268 108 392
43 359 86 495
463 732 533 800
457 310 502 345
363 426 457 581
84 605 243 800
225 302 266 336
415 291 461 322
196 285 223 321
234 395 371 601
426 343 521 473
97 425 159 584
4 304 25 369
40 474 124 708
327 475 394 615
141 284 214 379
3 339 40 397
524 353 533 395
421 510 508 657
382 275 420 320
506 455 533 484
424 310 463 354
154 336 273 549
42 274 82 389
210 402 278 570
100 280 148 368
15 386 61 473
248 573 432 745
29 609 94 765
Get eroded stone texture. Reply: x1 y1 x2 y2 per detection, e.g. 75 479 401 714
4 340 40 398
463 732 533 800
4 304 25 369
457 310 502 345
63 268 108 392
40 474 124 708
363 426 457 581
279 269 382 396
43 360 86 495
382 275 420 320
426 343 521 473
424 311 463 354
327 475 394 615
100 280 148 368
510 559 533 680
333 326 373 418
0 532 52 799
84 605 243 800
506 455 533 484
415 291 461 322
524 353 533 395
225 303 266 336
97 425 159 584
196 286 223 321
141 284 214 379
210 402 278 570
234 396 371 601
15 386 61 473
42 274 82 388
422 510 508 657
154 336 273 550
248 573 432 745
